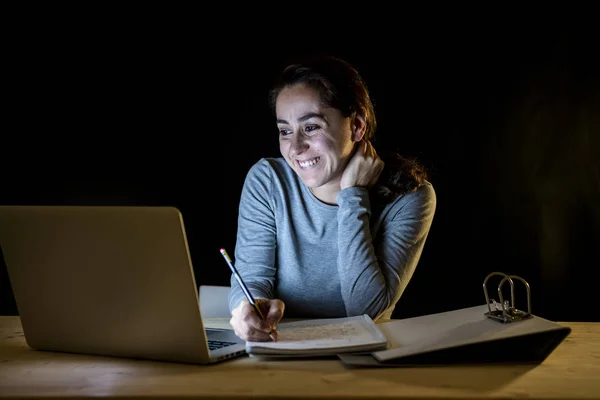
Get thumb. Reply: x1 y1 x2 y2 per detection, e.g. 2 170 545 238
265 299 285 326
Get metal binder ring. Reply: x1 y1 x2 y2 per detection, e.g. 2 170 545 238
498 274 532 318
483 271 514 315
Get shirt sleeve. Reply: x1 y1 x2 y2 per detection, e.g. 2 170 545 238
335 183 437 320
228 160 277 313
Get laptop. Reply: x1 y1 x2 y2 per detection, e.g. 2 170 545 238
0 205 246 364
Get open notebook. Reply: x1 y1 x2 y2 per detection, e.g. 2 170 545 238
246 314 389 357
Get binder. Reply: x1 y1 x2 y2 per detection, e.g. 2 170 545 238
339 272 572 367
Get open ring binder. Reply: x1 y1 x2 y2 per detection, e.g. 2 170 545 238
483 271 532 323
338 270 572 367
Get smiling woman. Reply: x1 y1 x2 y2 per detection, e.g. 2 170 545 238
227 55 437 343
275 83 375 205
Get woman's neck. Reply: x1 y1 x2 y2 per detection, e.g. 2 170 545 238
309 181 341 206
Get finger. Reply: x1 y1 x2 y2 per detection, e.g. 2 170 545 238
361 139 368 154
247 330 276 342
368 143 383 166
368 141 378 157
244 307 272 333
353 139 365 156
364 140 376 158
237 324 276 342
265 300 285 327
231 313 274 342
360 140 370 157
242 319 276 341
255 300 277 329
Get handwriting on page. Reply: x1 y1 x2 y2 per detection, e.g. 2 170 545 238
281 322 359 341
259 320 374 349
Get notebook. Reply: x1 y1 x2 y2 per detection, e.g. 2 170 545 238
246 314 389 357
0 205 246 365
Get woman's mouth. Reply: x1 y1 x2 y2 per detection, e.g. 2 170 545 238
297 157 320 169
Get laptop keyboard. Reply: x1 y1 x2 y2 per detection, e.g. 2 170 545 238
208 339 238 351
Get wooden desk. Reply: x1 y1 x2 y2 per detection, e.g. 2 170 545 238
1 316 599 400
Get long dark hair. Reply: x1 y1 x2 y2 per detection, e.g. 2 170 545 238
269 55 429 199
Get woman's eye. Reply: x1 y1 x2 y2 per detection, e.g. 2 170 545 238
304 125 319 133
279 128 292 136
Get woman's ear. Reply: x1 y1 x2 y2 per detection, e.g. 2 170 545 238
351 110 367 142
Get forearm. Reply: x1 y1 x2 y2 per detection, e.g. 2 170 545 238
227 160 278 313
228 223 277 312
336 187 391 318
336 185 436 320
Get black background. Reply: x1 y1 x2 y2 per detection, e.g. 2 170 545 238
1 10 598 322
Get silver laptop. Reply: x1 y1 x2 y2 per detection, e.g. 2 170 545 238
0 205 246 364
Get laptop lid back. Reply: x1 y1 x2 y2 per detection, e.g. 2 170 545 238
0 205 214 364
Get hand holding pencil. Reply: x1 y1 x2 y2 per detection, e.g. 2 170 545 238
231 298 282 342
220 248 284 342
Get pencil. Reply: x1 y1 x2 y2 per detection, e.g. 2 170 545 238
219 248 277 341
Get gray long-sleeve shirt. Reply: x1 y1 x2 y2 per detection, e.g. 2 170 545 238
228 157 436 320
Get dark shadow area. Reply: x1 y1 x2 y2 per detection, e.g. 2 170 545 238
1 16 598 323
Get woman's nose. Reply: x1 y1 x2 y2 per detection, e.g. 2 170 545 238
290 133 309 157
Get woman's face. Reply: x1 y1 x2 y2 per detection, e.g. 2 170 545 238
276 83 360 190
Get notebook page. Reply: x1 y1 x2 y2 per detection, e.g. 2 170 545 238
246 314 388 355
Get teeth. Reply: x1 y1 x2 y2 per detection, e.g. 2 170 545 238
299 157 320 168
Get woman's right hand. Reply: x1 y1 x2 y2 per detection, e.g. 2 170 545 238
341 140 384 190
230 298 285 341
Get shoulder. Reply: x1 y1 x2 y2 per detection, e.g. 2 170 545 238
245 157 289 181
243 157 297 191
240 158 306 210
387 180 436 221
410 181 436 204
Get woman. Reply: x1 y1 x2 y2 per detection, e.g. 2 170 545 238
228 55 436 341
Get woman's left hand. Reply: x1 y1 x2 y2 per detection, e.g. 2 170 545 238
341 140 384 190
